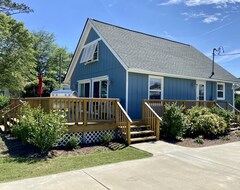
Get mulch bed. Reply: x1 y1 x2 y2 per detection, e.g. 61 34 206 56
0 133 126 159
163 131 240 148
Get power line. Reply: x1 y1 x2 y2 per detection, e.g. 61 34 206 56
219 52 240 56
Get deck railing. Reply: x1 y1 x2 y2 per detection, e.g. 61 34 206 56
116 101 132 144
144 99 217 117
142 102 161 140
20 97 118 125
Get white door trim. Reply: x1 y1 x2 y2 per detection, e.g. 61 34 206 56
196 80 206 101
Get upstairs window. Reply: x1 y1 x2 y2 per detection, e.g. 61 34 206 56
80 41 99 64
217 83 225 100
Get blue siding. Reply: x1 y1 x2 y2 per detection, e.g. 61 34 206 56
206 81 216 100
71 38 126 107
85 28 99 44
225 83 233 105
164 77 195 100
128 73 148 119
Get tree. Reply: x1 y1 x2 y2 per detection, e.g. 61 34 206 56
0 13 35 93
0 0 33 15
23 30 72 97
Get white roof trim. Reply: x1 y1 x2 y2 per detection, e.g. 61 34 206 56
128 68 235 84
64 19 129 84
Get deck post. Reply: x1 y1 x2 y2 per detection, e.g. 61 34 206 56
83 99 87 126
127 121 131 145
115 100 119 124
156 118 160 140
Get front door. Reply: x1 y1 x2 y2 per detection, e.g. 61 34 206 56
196 81 206 101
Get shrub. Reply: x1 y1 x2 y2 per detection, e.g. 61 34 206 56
11 103 67 153
210 106 232 125
0 95 10 109
194 136 204 144
185 106 229 138
235 96 240 110
102 132 113 145
66 136 79 150
161 103 186 139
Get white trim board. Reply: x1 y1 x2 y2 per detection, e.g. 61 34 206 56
128 68 236 84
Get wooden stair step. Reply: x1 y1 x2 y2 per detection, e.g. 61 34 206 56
130 130 154 135
130 125 150 128
130 136 156 143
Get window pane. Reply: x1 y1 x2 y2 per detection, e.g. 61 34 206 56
80 84 84 97
101 80 107 98
150 91 161 99
93 81 100 98
218 91 223 98
85 83 90 97
218 84 223 90
150 78 161 90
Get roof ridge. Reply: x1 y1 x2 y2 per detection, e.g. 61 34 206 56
90 18 190 47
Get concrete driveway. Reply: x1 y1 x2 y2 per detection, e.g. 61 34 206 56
0 141 240 190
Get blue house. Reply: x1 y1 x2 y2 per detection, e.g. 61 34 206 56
64 19 239 119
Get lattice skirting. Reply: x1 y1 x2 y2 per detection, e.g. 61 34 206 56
57 129 122 147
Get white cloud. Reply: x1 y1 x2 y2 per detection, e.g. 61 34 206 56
159 0 240 6
203 15 219 23
181 12 221 23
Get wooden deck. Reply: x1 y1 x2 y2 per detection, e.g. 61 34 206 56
1 97 239 144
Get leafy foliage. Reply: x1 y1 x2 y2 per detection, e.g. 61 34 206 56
0 13 35 92
66 136 80 150
210 106 232 125
102 132 113 145
235 95 240 110
185 106 229 138
12 103 67 153
0 0 33 15
161 103 186 139
0 94 10 109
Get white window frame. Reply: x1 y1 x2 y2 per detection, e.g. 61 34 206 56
196 80 206 101
80 39 99 64
78 79 91 97
92 75 109 98
217 82 225 100
148 76 164 99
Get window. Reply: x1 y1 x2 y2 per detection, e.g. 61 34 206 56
149 76 163 99
80 41 99 64
78 80 90 97
217 83 225 100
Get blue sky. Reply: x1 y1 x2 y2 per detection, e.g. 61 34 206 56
13 0 240 77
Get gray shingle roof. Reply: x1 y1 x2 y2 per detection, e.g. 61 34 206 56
90 19 239 83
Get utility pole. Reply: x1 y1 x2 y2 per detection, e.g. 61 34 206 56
59 53 62 86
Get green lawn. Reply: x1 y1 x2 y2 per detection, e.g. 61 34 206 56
0 147 152 183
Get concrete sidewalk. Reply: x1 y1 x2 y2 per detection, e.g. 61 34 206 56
1 141 240 190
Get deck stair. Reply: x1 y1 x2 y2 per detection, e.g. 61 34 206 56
129 121 157 143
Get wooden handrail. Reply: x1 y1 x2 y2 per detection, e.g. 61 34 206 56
227 103 240 115
142 101 162 140
116 101 132 144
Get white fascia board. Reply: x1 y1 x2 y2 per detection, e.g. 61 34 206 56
128 68 235 84
89 20 129 71
64 22 92 83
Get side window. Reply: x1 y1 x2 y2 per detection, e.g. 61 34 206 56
149 76 162 99
217 83 225 100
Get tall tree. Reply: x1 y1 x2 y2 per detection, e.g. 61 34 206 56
0 0 33 15
23 30 72 97
0 13 35 93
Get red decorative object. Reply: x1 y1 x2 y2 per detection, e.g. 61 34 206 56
37 74 43 96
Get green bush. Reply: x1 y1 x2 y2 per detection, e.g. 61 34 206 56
66 136 79 150
0 95 10 109
102 132 113 145
194 135 204 144
211 106 232 124
161 103 186 139
12 103 67 153
185 106 229 138
235 96 240 110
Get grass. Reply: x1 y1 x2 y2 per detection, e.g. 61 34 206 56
0 147 152 183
